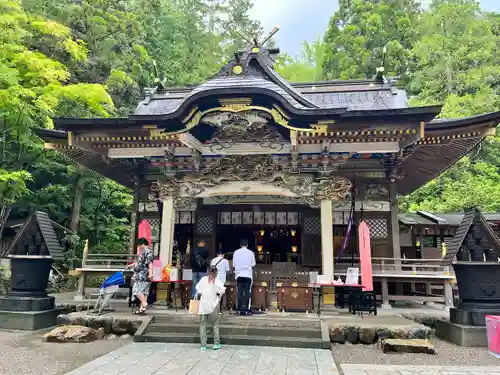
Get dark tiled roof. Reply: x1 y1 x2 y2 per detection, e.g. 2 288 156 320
134 76 316 116
397 137 483 195
6 211 65 260
398 213 436 226
442 208 500 265
302 89 407 111
398 212 500 226
133 77 409 116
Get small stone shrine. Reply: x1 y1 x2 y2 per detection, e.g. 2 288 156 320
436 207 500 346
0 211 67 330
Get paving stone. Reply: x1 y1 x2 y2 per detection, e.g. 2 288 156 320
341 364 500 375
253 348 287 375
65 343 500 375
314 349 339 375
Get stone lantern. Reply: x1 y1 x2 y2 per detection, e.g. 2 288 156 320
0 211 67 330
436 207 500 346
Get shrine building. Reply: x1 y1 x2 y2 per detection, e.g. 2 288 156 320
36 42 500 284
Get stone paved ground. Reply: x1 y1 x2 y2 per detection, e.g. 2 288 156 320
64 343 500 375
65 343 339 375
341 364 500 374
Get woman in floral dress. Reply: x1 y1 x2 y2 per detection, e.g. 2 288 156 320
131 238 154 314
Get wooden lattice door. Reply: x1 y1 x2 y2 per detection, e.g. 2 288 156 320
194 210 216 258
301 210 322 267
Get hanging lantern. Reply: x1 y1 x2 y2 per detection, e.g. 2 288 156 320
290 229 296 237
257 245 263 252
259 229 265 236
291 245 298 253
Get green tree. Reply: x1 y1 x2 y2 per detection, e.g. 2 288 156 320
0 0 112 244
323 0 421 81
403 0 500 212
275 39 326 82
24 0 151 115
215 0 263 53
408 0 500 114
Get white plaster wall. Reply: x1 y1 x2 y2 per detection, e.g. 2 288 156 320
399 228 413 247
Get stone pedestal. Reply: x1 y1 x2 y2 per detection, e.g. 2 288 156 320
436 263 500 346
0 256 61 330
435 319 487 347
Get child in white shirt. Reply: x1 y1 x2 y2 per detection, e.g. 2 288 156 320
195 266 225 351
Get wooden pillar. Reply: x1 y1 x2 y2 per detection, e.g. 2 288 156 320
381 277 391 309
74 239 89 301
320 200 334 280
444 279 454 309
411 226 418 258
419 231 424 256
389 183 401 260
321 199 335 306
74 273 87 301
128 180 141 255
159 196 175 266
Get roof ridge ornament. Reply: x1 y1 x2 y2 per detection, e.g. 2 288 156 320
235 25 280 49
152 60 168 91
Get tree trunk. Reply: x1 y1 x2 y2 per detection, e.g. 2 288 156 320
0 205 12 257
69 166 85 233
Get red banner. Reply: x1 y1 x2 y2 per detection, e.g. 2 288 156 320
358 220 373 292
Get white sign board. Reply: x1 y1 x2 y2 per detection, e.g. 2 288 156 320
345 267 360 285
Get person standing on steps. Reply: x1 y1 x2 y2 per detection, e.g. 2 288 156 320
210 248 230 312
232 239 256 316
196 266 225 351
129 238 153 315
190 239 209 298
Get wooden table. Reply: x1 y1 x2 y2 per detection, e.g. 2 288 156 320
309 283 364 316
153 280 191 311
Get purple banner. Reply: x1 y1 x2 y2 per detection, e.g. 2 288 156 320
337 204 354 260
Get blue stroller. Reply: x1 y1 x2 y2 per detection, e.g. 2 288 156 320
87 271 125 315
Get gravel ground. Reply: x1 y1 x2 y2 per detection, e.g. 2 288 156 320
332 337 500 366
0 329 130 375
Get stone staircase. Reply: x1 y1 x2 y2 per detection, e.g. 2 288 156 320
135 314 328 349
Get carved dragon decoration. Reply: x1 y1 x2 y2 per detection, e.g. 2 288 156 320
150 155 352 209
201 111 285 152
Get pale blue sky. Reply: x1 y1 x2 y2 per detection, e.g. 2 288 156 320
250 0 500 56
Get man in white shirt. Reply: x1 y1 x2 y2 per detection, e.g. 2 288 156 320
210 249 230 285
210 249 230 312
232 239 256 315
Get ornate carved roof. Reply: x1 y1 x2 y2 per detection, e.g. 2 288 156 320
34 42 500 194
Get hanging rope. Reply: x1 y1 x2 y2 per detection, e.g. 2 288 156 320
337 181 356 261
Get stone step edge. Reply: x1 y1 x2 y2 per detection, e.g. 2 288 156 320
145 324 322 338
143 332 321 342
147 322 322 332
137 331 323 345
152 316 321 325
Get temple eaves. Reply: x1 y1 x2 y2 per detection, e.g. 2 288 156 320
32 36 500 195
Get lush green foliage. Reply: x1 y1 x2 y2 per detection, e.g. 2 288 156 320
279 0 500 213
322 0 421 82
0 0 114 255
275 39 326 82
403 0 500 212
0 0 266 258
1 0 499 263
